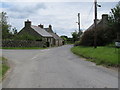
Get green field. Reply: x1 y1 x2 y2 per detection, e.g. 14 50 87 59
0 57 9 81
71 46 120 67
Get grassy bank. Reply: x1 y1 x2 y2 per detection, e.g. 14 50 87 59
1 47 46 49
71 46 119 67
0 57 9 81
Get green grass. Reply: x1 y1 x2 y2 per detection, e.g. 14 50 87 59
0 57 9 81
1 47 46 49
71 46 120 67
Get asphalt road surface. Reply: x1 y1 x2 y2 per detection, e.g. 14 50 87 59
2 45 118 88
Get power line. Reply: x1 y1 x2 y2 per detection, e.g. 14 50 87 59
83 3 94 29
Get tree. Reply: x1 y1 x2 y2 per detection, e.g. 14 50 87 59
60 35 68 44
71 31 79 42
60 35 68 39
108 1 120 41
0 12 12 39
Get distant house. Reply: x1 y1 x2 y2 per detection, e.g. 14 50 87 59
86 14 108 31
18 20 63 47
44 25 63 46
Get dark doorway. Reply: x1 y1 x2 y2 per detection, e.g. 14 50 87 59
62 41 65 45
46 42 50 47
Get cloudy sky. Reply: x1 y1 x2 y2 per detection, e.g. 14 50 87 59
1 0 119 37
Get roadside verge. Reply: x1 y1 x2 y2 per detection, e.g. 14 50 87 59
0 57 10 82
71 46 119 68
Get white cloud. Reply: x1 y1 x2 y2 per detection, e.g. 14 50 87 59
2 2 46 19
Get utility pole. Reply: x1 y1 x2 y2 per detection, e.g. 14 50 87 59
94 0 97 48
78 13 81 38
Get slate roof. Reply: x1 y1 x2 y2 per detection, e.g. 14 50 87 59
44 28 54 33
49 32 63 40
44 28 63 40
31 25 53 37
86 19 101 31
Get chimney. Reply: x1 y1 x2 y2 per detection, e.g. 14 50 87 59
102 14 108 28
25 19 31 27
49 25 52 30
48 24 54 33
38 24 44 28
102 14 108 22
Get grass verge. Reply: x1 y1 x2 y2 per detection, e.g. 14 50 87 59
0 57 10 81
71 46 119 67
1 47 46 49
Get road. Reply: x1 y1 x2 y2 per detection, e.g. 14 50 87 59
2 45 118 88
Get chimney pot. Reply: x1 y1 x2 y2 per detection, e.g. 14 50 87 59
49 25 52 29
25 19 31 27
38 24 44 28
102 14 108 21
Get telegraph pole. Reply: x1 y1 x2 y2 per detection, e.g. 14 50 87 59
78 13 81 38
94 0 97 48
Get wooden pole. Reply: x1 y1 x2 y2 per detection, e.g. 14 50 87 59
94 0 97 48
78 13 81 39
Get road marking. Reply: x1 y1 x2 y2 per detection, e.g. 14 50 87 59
31 54 40 60
41 49 50 52
31 49 50 60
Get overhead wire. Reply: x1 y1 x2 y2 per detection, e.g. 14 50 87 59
83 3 94 30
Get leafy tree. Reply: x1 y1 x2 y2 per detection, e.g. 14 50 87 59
61 35 68 39
60 35 68 44
71 31 79 42
0 12 12 39
108 1 120 41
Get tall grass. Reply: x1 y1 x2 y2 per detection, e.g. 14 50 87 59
71 46 119 67
0 57 9 81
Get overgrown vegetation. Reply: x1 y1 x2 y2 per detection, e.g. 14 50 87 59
0 57 9 81
109 1 120 41
78 2 120 46
71 46 119 67
13 33 42 41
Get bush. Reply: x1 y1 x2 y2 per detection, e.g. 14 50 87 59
80 29 94 46
80 27 116 46
74 41 80 46
13 34 42 41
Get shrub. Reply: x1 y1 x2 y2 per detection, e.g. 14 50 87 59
13 34 42 41
74 41 81 46
80 27 116 46
80 29 94 46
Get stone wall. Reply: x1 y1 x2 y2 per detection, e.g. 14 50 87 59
2 40 45 47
